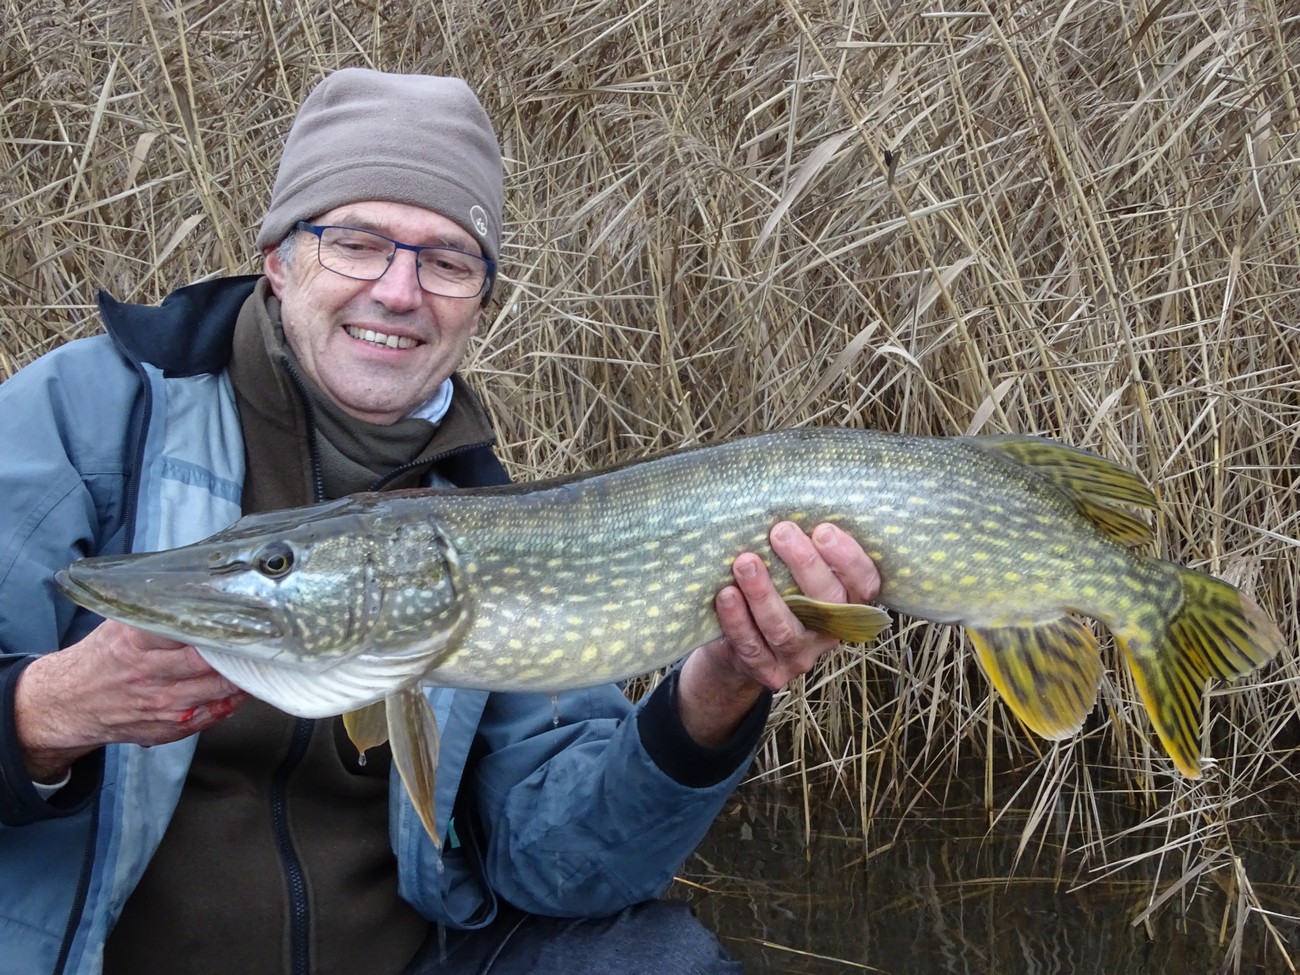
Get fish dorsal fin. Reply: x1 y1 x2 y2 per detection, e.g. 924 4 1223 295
388 687 443 847
783 596 891 644
967 616 1104 740
965 435 1157 546
343 701 390 756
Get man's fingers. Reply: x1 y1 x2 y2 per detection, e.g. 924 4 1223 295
769 521 846 603
729 552 802 651
810 522 881 604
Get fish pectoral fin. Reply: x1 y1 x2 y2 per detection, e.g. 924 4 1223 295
343 702 390 756
783 596 891 644
967 617 1103 740
387 688 443 847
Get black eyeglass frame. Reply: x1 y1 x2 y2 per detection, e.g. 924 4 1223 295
294 221 495 300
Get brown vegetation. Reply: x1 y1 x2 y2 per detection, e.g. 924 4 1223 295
3 0 1297 969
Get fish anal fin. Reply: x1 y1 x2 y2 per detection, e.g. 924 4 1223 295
1115 567 1284 779
784 596 891 644
387 688 443 847
967 616 1103 741
343 701 389 756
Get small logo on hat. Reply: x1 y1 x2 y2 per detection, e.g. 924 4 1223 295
470 205 489 237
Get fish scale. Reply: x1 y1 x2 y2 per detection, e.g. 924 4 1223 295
58 427 1285 843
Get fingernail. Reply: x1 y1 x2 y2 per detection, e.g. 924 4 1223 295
813 523 838 546
771 522 794 543
735 557 759 578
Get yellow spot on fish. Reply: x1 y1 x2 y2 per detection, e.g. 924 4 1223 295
931 552 947 563
1004 572 1021 582
959 575 978 586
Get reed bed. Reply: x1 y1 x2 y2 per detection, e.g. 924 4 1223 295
3 0 1298 968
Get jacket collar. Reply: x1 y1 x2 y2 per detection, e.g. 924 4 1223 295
96 275 261 376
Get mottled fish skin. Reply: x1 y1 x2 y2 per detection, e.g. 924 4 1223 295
58 428 1285 783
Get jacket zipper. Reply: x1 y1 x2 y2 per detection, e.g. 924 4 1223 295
53 348 156 974
367 440 485 493
275 356 327 975
271 718 315 975
50 795 99 975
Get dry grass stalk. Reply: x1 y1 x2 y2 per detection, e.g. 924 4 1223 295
2 0 1297 967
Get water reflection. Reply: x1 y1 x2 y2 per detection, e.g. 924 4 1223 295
674 782 1296 974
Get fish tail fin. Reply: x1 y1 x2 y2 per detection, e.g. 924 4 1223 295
1115 566 1284 778
967 616 1104 740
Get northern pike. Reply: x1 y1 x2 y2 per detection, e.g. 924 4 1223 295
56 429 1284 842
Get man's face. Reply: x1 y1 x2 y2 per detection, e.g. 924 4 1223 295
263 200 486 424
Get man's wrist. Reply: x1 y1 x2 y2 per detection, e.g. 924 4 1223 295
13 655 94 781
637 667 772 789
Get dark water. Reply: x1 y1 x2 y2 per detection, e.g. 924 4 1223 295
673 782 1299 974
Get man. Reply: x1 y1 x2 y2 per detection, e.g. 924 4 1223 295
0 69 879 974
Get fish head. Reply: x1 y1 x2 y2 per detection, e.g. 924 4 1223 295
56 497 473 710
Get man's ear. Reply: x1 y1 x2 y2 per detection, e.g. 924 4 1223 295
263 244 286 295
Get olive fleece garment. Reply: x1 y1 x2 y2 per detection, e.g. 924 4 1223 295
105 279 498 975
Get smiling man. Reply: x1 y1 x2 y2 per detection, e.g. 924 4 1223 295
0 69 878 975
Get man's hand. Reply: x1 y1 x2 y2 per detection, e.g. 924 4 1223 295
677 521 880 747
15 620 248 783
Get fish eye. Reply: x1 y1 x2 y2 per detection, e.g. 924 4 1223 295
255 541 295 578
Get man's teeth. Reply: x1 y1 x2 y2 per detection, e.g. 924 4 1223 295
346 326 417 350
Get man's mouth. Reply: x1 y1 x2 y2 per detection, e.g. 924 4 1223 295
345 325 420 350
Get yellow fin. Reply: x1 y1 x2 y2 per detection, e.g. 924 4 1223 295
967 616 1104 740
966 435 1156 545
783 596 891 644
342 702 389 756
1116 566 1284 778
387 688 443 847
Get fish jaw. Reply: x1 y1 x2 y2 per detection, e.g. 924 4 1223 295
56 553 284 647
56 499 476 717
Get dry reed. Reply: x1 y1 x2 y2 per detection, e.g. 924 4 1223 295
3 0 1297 969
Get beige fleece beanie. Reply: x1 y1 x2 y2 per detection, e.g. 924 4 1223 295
256 69 503 267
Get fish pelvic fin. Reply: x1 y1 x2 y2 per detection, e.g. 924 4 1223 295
783 596 892 644
1116 567 1284 778
967 616 1104 740
387 688 443 847
343 701 389 756
966 436 1157 546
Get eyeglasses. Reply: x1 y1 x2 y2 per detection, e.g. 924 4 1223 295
295 222 494 299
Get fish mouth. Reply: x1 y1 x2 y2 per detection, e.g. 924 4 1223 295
56 558 282 645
